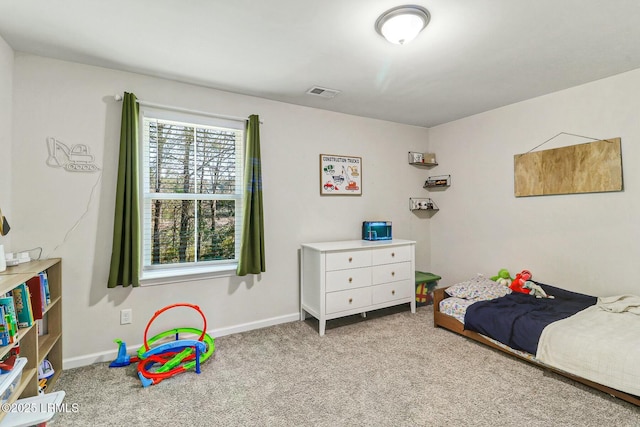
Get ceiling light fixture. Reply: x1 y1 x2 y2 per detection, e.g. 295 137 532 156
375 5 430 45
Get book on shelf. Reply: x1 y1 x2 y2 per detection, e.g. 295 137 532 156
35 318 46 336
0 296 18 343
12 283 34 328
26 276 45 320
0 306 8 346
39 271 51 306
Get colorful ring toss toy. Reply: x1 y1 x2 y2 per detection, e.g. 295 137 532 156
110 303 215 387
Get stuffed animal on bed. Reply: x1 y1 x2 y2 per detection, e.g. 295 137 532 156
523 281 555 299
490 269 513 287
509 270 532 294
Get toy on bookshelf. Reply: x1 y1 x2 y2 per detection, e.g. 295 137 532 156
0 354 16 373
38 378 47 394
38 359 55 381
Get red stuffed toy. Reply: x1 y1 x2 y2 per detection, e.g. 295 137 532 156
510 270 532 294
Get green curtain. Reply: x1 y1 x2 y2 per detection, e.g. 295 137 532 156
108 92 141 288
236 115 265 276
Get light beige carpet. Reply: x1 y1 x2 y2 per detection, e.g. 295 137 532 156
53 305 640 426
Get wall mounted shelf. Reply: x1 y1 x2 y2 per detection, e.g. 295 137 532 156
410 161 438 167
408 151 437 167
409 197 438 211
424 174 451 188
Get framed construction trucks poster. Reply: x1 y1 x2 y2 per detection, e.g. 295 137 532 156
320 154 362 196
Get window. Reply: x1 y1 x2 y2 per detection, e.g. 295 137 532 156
140 107 244 280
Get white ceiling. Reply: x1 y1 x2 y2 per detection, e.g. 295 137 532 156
1 0 640 127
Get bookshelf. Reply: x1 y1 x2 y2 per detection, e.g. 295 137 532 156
0 258 61 422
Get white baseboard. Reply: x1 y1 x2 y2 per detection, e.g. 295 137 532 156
63 312 301 370
211 312 300 338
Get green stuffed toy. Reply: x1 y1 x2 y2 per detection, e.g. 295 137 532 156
491 269 512 287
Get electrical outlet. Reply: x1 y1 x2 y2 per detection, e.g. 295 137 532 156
120 309 132 325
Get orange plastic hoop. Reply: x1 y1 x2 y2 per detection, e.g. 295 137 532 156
143 303 207 351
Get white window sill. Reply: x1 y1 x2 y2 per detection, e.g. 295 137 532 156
140 263 238 286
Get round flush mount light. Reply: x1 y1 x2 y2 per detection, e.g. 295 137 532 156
375 5 431 45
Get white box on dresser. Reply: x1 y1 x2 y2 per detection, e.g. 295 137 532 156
300 239 416 336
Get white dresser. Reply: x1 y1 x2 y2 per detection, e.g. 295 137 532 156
300 239 416 336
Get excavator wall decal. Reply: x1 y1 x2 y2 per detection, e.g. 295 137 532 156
46 137 100 172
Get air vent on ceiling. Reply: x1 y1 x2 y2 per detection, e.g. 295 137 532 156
306 86 341 99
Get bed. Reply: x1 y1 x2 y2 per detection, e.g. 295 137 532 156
433 275 640 406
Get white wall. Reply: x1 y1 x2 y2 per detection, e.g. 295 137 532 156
11 54 430 367
429 68 640 297
11 51 640 367
0 36 12 250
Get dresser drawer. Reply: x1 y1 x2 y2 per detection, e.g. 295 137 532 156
326 267 371 292
326 287 371 314
371 245 411 265
372 261 411 285
326 250 371 271
372 280 412 304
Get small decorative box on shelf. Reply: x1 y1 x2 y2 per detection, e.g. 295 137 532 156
424 174 451 188
408 151 437 166
409 198 438 211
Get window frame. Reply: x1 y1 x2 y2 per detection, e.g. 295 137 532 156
137 106 245 286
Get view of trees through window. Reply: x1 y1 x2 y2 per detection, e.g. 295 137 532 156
144 118 241 266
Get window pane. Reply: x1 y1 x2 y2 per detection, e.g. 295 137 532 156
141 108 244 274
149 122 195 194
149 199 195 264
195 128 237 194
196 200 236 261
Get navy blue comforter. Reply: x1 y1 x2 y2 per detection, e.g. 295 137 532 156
463 282 597 355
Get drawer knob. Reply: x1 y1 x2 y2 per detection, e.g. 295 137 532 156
349 298 353 303
392 290 395 295
391 252 395 257
391 271 395 276
348 257 353 262
348 277 353 283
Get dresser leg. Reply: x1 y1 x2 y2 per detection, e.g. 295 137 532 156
300 309 307 321
319 320 326 336
360 312 367 318
410 300 416 313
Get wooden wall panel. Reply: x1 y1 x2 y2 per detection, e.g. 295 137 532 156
514 138 622 197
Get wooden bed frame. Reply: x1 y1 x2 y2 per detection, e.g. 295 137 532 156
433 287 640 407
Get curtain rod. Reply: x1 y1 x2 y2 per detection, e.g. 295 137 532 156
114 94 261 123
